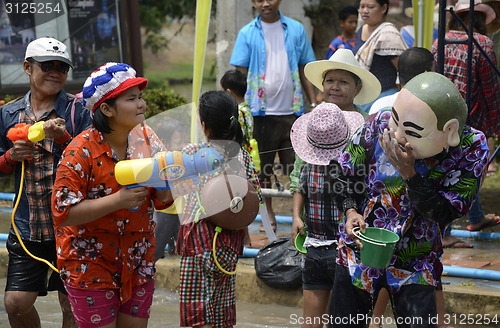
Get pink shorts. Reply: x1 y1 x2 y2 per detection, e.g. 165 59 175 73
65 280 155 328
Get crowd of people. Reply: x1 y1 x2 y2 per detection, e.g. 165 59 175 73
0 0 499 328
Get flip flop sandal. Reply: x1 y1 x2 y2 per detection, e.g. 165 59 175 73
466 215 500 232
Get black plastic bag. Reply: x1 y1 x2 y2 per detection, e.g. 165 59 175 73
254 237 302 289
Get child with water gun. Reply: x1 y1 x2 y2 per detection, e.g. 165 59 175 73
177 91 262 328
51 62 173 328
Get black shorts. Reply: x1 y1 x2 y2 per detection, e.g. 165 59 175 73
5 232 65 296
253 114 297 185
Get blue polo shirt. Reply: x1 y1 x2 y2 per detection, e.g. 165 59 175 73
230 12 316 117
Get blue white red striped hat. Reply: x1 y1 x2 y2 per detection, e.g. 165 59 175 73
83 62 148 112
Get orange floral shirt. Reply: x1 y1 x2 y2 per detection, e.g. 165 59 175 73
52 125 172 304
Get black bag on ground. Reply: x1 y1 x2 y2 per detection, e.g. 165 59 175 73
254 237 302 289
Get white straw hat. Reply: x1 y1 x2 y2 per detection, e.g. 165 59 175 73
305 49 381 105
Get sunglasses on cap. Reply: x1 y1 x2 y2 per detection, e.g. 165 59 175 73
32 60 70 74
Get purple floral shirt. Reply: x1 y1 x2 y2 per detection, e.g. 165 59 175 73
337 109 489 294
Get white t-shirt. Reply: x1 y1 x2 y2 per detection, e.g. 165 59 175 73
261 20 294 115
369 92 400 115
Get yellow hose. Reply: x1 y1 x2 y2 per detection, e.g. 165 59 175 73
11 161 59 273
212 226 237 275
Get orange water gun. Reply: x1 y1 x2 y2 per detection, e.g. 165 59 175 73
7 122 46 143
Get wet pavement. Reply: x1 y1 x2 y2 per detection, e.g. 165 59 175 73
0 210 499 327
0 277 302 328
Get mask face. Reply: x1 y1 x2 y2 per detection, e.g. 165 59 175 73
389 89 450 159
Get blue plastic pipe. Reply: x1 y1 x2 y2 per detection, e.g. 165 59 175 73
254 215 500 240
450 229 500 241
443 265 500 281
0 193 14 201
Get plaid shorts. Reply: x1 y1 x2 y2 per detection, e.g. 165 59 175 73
179 248 238 327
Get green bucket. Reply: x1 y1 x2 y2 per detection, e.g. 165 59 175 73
294 231 307 254
354 227 400 268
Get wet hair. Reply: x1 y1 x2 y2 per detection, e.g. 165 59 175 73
220 70 247 98
198 91 243 156
398 47 434 86
339 6 358 21
92 98 116 134
448 11 487 35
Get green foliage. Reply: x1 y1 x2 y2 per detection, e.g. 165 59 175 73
397 241 431 265
142 82 188 119
0 94 15 105
458 131 474 148
451 177 478 202
0 175 15 193
345 143 367 169
139 0 216 54
429 168 446 180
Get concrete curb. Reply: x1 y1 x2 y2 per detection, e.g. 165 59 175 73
1 248 499 324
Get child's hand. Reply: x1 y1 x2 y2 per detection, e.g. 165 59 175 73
116 186 149 209
345 209 366 249
291 216 305 247
44 118 67 140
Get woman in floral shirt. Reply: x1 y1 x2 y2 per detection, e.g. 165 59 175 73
330 72 489 325
52 63 173 328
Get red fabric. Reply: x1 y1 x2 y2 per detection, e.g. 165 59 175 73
432 30 500 138
52 125 171 304
0 150 16 173
54 130 71 147
91 77 147 112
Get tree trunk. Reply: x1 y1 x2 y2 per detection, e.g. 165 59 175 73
304 0 360 60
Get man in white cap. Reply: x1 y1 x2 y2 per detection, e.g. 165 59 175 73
0 37 91 328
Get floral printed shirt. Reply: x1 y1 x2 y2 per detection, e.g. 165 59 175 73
336 109 489 294
52 125 172 304
230 12 316 117
239 102 254 151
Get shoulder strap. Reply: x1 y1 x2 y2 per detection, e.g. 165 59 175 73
70 92 83 138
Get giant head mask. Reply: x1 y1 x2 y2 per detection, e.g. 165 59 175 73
389 72 468 159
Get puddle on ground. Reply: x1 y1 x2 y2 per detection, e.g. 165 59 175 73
0 278 301 328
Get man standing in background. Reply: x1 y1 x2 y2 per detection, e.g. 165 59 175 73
230 0 317 231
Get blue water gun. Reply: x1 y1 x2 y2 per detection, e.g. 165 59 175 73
115 148 223 190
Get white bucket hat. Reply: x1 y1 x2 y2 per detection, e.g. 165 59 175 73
305 49 381 105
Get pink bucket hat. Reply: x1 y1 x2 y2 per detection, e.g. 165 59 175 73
290 103 364 165
454 0 496 24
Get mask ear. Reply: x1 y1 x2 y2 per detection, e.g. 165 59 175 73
443 119 460 147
